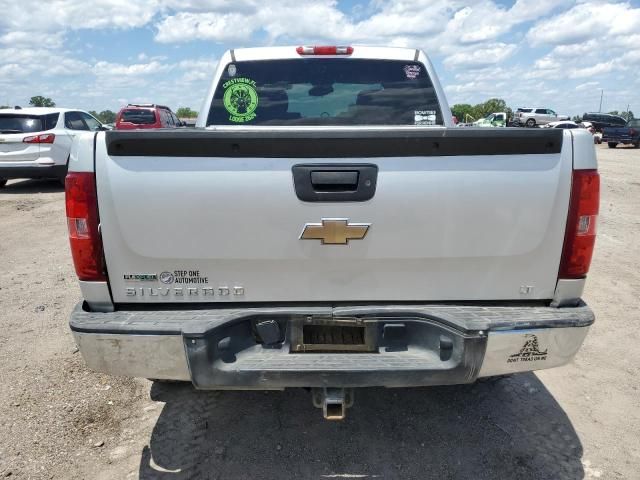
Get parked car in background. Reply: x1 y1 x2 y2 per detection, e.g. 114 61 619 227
473 112 506 127
602 118 640 148
510 108 530 126
581 121 595 134
514 108 569 127
544 121 581 129
115 104 184 130
582 113 627 132
0 108 104 187
544 121 605 144
581 122 602 144
178 118 197 127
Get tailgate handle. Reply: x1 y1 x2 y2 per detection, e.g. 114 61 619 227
292 164 378 202
311 171 359 191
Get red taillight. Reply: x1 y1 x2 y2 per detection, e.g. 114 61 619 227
23 133 55 144
65 172 106 281
296 46 353 55
559 169 600 279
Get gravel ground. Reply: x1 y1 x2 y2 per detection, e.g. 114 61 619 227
0 144 639 479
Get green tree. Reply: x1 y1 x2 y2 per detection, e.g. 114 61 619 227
450 104 475 122
452 98 513 123
29 96 55 107
176 107 198 118
475 98 512 119
572 115 583 123
98 110 116 123
89 110 116 123
0 105 9 109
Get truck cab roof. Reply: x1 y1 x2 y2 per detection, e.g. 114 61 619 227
0 107 75 115
228 45 422 62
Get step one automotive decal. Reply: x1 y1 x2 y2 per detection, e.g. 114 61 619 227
159 270 208 284
123 270 244 297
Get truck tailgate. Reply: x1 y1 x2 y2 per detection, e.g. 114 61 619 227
0 133 40 162
603 127 633 142
96 128 571 304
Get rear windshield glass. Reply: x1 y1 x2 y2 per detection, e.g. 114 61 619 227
120 109 156 124
0 113 58 133
628 119 640 128
207 59 443 126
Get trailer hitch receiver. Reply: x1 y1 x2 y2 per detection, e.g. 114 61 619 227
312 387 354 420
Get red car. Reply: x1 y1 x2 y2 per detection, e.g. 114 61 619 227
115 104 184 130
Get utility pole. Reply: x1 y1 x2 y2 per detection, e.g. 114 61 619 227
599 89 603 113
626 103 630 120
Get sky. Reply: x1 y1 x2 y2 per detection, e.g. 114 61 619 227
0 0 638 117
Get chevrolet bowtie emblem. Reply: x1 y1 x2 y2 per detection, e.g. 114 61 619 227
300 218 370 245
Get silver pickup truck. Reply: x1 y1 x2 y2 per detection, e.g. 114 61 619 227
67 46 598 419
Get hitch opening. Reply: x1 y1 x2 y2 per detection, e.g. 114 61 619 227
312 387 354 420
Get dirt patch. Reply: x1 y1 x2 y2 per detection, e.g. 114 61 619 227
1 198 43 211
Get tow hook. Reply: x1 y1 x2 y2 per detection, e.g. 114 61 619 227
311 387 354 420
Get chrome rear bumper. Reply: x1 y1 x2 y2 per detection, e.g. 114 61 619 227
70 302 593 388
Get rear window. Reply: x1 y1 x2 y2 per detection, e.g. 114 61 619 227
207 59 443 126
120 109 157 125
0 113 58 133
628 119 640 128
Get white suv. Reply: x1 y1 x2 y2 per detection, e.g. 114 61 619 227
514 108 569 127
0 108 104 187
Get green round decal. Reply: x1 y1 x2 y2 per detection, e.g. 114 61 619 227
222 77 259 123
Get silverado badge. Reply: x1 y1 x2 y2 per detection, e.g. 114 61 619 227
300 218 370 245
